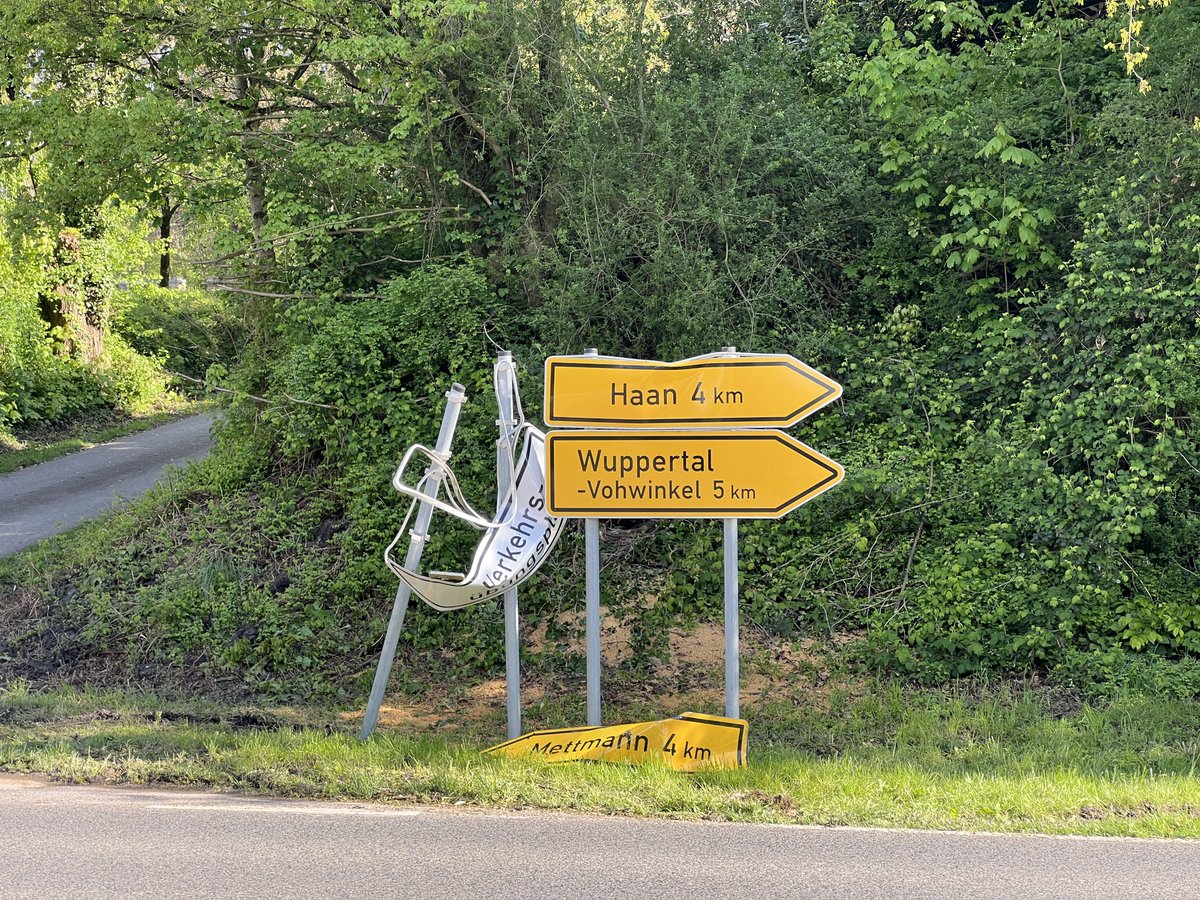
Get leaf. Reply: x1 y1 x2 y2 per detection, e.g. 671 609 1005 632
1000 146 1042 167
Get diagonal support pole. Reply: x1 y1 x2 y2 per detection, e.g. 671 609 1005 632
360 383 467 740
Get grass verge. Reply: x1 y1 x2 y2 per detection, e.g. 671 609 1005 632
0 400 214 475
3 680 1199 837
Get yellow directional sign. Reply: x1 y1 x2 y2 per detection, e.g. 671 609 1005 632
485 712 747 771
546 429 843 518
544 354 842 428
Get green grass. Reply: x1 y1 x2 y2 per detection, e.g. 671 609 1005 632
0 400 213 475
3 680 1199 837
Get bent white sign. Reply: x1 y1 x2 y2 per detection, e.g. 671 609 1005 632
390 428 563 611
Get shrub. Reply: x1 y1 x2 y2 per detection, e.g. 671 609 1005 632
113 286 245 382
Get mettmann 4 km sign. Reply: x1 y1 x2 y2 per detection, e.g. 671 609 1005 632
544 352 844 519
546 430 842 518
486 712 746 772
544 354 841 428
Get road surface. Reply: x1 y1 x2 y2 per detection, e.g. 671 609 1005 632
0 414 214 558
1 776 1198 898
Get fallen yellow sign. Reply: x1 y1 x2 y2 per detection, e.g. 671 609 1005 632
485 712 747 771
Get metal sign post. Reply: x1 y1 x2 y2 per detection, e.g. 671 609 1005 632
582 349 603 727
720 347 739 720
586 518 602 726
495 352 522 740
361 383 467 740
724 516 739 719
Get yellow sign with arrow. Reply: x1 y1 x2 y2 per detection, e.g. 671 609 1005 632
546 429 843 518
485 712 747 771
544 354 841 429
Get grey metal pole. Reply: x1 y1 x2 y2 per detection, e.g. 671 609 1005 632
360 383 467 740
586 518 602 726
720 346 740 720
496 352 522 740
583 348 603 727
724 516 739 719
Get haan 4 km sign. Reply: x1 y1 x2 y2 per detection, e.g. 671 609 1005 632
544 353 841 428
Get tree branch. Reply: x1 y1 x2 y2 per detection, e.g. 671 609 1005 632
168 370 339 411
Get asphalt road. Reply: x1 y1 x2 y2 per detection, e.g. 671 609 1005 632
2 776 1199 899
0 414 214 558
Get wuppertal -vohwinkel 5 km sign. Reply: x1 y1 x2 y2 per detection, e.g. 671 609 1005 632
545 429 842 518
543 352 844 519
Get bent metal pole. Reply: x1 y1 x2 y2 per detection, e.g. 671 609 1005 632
360 383 467 740
496 352 522 740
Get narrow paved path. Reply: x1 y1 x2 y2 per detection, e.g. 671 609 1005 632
0 414 214 558
2 776 1199 899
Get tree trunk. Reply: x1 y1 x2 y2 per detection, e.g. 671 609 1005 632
39 228 104 363
244 155 273 265
535 0 564 254
236 69 275 271
159 197 174 287
519 0 566 307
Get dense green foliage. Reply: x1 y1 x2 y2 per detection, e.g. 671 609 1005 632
115 287 245 384
2 0 1199 693
0 197 175 436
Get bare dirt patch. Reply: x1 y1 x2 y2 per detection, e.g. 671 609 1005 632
345 622 861 736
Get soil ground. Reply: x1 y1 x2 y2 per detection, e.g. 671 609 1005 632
347 611 861 735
